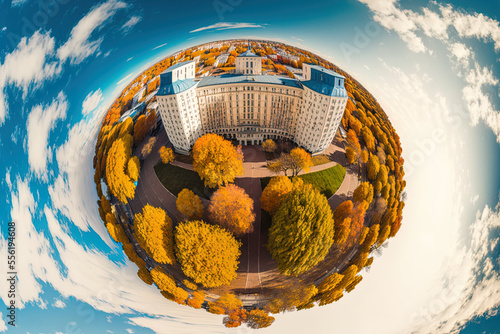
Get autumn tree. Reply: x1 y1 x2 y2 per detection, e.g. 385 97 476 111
367 154 380 180
192 134 243 188
246 309 275 329
260 176 293 215
159 146 174 164
175 220 241 288
176 188 204 220
262 139 276 153
268 183 334 276
134 204 175 265
133 115 148 143
127 156 140 181
151 267 189 304
361 149 369 163
208 184 255 235
353 182 374 204
362 224 380 252
106 134 136 203
187 291 205 309
345 146 356 164
361 126 376 152
333 200 353 245
289 147 312 176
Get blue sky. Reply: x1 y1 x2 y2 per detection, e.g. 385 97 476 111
1 0 500 333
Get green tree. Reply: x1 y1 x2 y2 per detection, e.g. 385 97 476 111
268 183 334 276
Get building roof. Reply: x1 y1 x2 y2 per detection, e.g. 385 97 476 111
302 80 348 97
157 78 197 96
307 64 345 78
237 46 260 58
197 74 303 89
161 60 195 74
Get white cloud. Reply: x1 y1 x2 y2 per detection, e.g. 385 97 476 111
10 125 20 144
82 89 103 116
126 57 133 62
48 110 113 243
1 27 6 32
358 0 500 142
125 329 134 334
57 0 126 64
26 91 68 180
0 312 6 332
472 194 479 205
0 30 61 125
463 63 500 142
122 16 142 32
52 299 66 309
11 0 28 6
190 22 265 33
152 43 167 50
117 73 132 85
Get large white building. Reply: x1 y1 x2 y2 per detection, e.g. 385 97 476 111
156 44 348 154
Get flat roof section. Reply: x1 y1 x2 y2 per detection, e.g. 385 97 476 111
197 74 303 89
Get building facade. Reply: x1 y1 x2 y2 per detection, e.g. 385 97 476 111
156 45 348 154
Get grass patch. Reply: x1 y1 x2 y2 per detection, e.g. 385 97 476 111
261 164 346 198
311 154 331 166
154 162 213 199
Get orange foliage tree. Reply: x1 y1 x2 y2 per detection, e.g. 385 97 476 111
159 146 174 164
260 176 293 215
105 134 136 204
208 184 255 235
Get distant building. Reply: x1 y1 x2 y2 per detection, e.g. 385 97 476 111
156 43 348 154
213 53 229 68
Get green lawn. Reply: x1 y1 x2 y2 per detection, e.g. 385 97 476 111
154 162 213 199
261 164 346 198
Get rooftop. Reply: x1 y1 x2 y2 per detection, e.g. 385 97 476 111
237 47 260 58
157 78 197 96
161 60 195 74
197 74 303 89
307 64 345 79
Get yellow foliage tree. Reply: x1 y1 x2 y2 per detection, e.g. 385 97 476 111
176 188 204 220
187 290 205 309
127 156 140 181
105 134 136 204
317 272 344 293
134 205 175 265
175 220 241 288
367 154 380 180
353 182 374 204
260 176 293 215
246 309 275 329
262 139 276 153
151 267 188 304
345 146 356 164
289 147 312 176
137 266 153 285
208 184 255 235
192 133 243 188
159 146 174 164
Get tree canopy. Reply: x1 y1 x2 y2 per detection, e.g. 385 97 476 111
175 220 241 288
134 204 175 265
192 134 243 188
159 146 174 164
268 183 334 276
260 176 293 215
105 134 136 203
176 188 204 220
208 184 255 235
262 139 276 153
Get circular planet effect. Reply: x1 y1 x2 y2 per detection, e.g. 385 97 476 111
0 0 499 333
95 39 406 329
